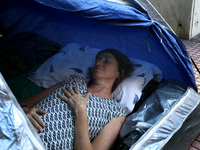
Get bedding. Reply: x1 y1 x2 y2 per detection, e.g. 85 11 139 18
7 70 45 102
29 43 163 115
124 85 200 150
119 79 186 148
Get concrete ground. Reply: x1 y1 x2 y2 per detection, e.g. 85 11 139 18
181 34 200 93
181 34 200 149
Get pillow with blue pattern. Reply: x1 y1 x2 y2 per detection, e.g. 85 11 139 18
29 43 100 88
112 58 162 115
29 43 162 115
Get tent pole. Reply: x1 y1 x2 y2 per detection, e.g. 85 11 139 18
191 57 200 74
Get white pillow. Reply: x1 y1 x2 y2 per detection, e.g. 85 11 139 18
29 43 162 115
112 58 162 115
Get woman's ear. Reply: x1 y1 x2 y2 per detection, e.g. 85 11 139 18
120 69 125 78
116 72 120 79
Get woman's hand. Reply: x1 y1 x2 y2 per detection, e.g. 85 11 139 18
23 107 46 133
59 87 93 150
58 87 90 110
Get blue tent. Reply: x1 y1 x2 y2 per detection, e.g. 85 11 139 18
0 0 200 149
0 0 197 91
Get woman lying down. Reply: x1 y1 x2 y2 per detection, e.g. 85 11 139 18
20 49 133 150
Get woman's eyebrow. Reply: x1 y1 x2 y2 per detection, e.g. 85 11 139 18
98 56 113 59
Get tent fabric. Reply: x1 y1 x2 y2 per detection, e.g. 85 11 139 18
0 0 197 91
32 0 197 91
31 0 151 25
0 0 199 149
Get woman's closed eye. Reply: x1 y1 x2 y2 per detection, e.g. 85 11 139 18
103 59 110 64
96 58 111 64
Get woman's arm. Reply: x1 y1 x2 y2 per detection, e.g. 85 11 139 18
75 109 125 150
59 87 125 150
91 116 125 150
74 103 93 150
20 81 63 132
19 82 63 108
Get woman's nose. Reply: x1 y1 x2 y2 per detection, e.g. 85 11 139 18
96 61 103 67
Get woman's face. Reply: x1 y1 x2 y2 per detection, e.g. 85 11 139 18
92 52 120 81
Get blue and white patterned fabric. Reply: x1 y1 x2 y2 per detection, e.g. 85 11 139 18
29 43 162 115
35 75 126 150
112 58 162 115
29 43 100 88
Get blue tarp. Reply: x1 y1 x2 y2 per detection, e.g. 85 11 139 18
0 0 197 90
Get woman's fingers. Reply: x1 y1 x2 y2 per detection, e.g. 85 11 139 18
34 109 46 128
63 87 80 98
73 87 81 94
63 88 71 98
29 116 44 133
85 93 91 100
59 87 91 111
60 87 90 100
66 87 75 95
27 108 46 133
58 94 69 103
36 108 47 115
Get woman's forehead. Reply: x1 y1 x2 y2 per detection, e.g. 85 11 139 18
96 52 116 59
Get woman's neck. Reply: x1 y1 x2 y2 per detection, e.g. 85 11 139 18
87 80 113 99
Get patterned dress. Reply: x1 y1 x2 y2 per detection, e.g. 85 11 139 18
35 75 126 150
